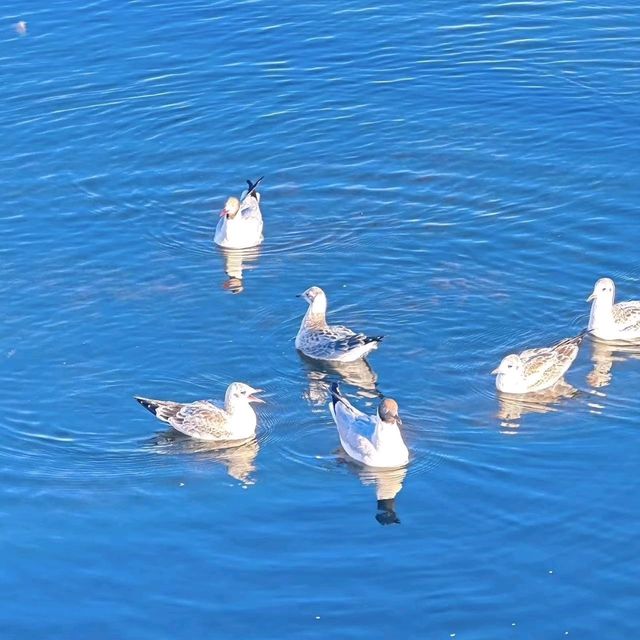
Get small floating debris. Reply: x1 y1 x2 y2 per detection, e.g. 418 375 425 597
14 21 27 36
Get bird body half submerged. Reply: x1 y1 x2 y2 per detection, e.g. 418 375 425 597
135 382 263 442
329 383 408 468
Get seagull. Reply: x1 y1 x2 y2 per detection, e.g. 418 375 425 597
329 383 408 468
295 286 383 362
492 334 585 394
587 277 640 341
134 382 264 442
214 177 264 249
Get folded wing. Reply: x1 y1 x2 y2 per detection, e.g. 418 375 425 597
168 400 230 439
613 302 640 337
521 335 582 389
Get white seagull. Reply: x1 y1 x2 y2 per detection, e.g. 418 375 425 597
135 382 264 442
587 277 640 341
295 286 383 362
214 177 264 249
492 334 585 394
329 383 408 468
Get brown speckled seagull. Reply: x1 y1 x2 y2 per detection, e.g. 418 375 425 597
135 382 264 442
492 334 585 394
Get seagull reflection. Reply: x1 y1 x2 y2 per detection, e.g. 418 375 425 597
496 380 580 427
338 453 407 525
218 246 262 294
299 354 381 405
152 431 259 485
587 338 640 389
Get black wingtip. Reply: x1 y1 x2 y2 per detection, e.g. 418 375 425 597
245 176 264 198
575 329 592 345
330 382 342 408
366 335 384 345
135 396 158 416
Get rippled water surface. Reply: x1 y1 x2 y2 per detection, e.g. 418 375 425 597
2 0 640 637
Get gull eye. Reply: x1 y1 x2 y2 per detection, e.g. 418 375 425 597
602 287 606 291
507 364 513 369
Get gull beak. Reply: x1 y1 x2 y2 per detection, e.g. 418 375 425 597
395 415 403 427
247 388 265 404
219 208 228 218
586 292 595 302
491 367 499 375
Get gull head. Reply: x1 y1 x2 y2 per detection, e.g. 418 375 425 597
225 382 265 405
298 286 326 306
220 196 241 220
587 277 615 304
491 354 523 377
378 398 402 426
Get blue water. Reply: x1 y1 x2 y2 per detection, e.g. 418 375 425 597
2 1 640 637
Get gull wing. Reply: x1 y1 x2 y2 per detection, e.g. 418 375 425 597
329 384 377 460
613 302 640 337
321 324 382 356
168 400 230 440
521 335 582 390
324 324 356 340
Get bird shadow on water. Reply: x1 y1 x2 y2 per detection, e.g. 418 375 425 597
495 380 581 430
336 452 407 526
298 354 382 406
216 246 262 295
148 430 260 485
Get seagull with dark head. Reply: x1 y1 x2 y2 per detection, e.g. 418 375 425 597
329 383 408 468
